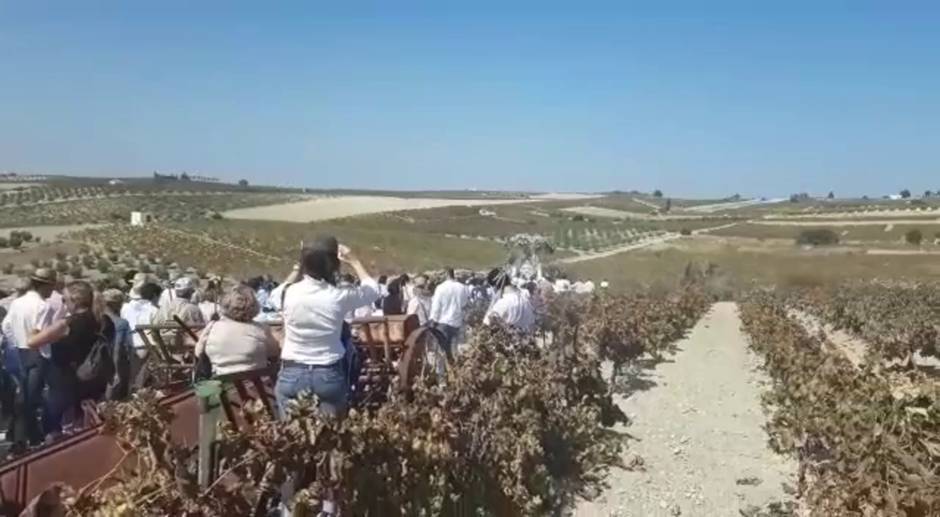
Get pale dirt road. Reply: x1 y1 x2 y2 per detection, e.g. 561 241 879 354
683 198 788 213
576 302 796 517
562 206 710 221
556 223 738 265
0 224 106 240
753 218 940 226
764 208 940 220
556 234 680 264
223 196 528 222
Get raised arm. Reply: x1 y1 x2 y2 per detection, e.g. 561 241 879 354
338 246 381 310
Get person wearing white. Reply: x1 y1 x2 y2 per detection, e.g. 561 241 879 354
484 285 536 332
280 271 379 367
429 269 470 353
275 239 372 517
276 237 379 419
0 268 58 449
406 275 433 325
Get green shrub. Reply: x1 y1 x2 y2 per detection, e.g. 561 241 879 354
9 236 22 249
796 229 839 246
1 263 13 275
69 265 84 278
905 229 923 245
0 237 8 248
680 228 692 236
97 259 112 273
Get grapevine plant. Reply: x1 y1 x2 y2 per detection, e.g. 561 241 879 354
62 289 709 516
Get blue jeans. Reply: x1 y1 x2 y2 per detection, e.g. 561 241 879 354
437 324 460 357
275 361 348 420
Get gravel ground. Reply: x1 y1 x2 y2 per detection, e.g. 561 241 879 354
576 302 796 517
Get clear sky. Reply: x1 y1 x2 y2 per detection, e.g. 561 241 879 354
1 2 938 197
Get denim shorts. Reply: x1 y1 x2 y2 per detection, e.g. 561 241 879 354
275 360 348 419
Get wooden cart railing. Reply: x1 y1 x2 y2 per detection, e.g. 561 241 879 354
0 314 439 515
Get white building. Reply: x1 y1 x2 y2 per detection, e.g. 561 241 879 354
130 211 153 226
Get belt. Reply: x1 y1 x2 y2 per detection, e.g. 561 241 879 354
281 359 341 370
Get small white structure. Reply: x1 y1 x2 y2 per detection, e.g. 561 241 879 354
130 211 153 226
108 179 124 186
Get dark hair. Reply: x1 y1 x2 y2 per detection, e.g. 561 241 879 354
377 275 388 285
301 236 340 284
340 273 356 285
492 274 511 291
486 268 503 287
245 276 263 291
444 268 455 279
139 282 163 302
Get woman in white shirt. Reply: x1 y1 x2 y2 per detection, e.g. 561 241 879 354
275 236 379 419
406 275 433 325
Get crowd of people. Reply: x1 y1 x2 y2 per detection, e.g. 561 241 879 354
0 236 598 469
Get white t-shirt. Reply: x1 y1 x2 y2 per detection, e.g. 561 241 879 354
484 288 536 332
199 301 220 322
1 291 54 353
407 296 432 326
281 276 380 366
121 298 159 350
429 279 470 328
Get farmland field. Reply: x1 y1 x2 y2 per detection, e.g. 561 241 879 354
221 195 531 222
6 182 940 517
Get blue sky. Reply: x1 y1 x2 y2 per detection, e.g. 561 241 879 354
1 2 938 197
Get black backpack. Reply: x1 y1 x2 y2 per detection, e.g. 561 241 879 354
77 331 116 385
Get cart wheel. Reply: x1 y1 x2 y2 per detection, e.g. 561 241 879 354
398 326 449 391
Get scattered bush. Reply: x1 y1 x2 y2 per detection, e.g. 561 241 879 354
1 263 13 275
679 228 692 236
0 237 7 248
796 229 839 246
905 229 924 245
210 212 223 220
8 236 22 249
97 259 112 273
69 265 84 278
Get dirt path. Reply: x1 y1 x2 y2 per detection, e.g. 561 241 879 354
753 218 940 226
577 302 796 516
555 234 680 264
556 223 739 264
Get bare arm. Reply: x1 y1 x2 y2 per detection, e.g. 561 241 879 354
336 245 370 280
28 320 69 349
283 264 301 284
